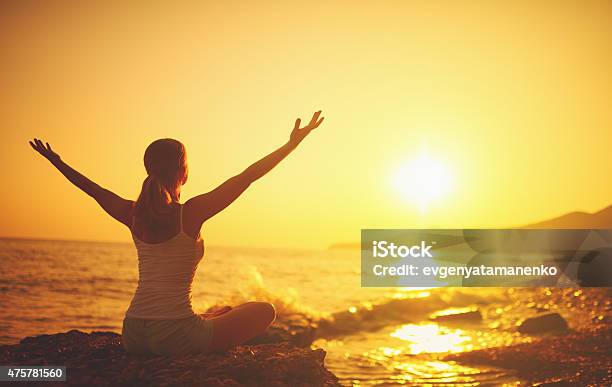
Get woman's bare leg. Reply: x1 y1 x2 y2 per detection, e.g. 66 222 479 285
208 301 276 352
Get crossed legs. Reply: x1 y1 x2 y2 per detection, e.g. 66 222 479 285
207 301 276 352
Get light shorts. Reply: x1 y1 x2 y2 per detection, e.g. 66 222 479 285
122 314 214 356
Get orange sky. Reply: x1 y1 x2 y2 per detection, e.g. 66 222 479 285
1 1 611 248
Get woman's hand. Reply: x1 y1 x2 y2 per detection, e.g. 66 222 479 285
29 138 61 163
202 305 233 320
289 110 325 146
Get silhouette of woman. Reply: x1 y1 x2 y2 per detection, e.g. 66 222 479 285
29 110 325 355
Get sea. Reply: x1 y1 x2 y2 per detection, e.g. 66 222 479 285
1 238 610 385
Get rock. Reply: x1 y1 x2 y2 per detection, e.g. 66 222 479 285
517 313 568 334
0 330 339 386
446 327 612 386
430 308 482 324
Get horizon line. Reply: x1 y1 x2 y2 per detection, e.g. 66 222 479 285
0 234 327 252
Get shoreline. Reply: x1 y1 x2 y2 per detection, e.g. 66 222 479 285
0 308 340 386
0 330 339 386
3 291 611 385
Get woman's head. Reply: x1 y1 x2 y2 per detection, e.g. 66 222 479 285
143 138 188 192
134 139 188 234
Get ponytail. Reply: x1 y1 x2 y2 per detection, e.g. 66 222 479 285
134 174 175 235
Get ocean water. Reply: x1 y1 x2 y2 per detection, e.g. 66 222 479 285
1 238 609 385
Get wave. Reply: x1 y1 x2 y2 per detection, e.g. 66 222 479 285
316 288 506 338
213 266 503 338
216 266 323 319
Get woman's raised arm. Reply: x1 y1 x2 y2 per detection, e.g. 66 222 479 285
29 139 133 227
185 110 325 224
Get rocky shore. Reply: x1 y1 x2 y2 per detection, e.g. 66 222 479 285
446 326 612 386
0 313 338 386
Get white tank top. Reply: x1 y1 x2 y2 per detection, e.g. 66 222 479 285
126 204 204 319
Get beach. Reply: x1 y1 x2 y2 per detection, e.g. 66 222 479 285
1 237 610 385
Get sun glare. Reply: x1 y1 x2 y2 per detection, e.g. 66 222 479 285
390 323 471 354
393 151 453 212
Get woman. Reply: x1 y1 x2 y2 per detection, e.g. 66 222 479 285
29 110 325 355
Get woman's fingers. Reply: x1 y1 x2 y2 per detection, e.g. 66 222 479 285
308 111 321 126
202 305 232 320
30 139 43 152
305 112 324 130
290 111 324 143
29 138 56 159
214 306 232 315
37 139 46 153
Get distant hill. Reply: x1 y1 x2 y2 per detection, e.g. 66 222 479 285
524 204 612 229
328 204 612 249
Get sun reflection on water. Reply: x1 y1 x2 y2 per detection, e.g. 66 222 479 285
315 313 532 385
390 323 472 354
391 360 484 385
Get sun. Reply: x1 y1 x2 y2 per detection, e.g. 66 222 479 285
392 151 453 212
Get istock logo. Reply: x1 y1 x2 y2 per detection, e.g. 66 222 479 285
372 240 434 258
